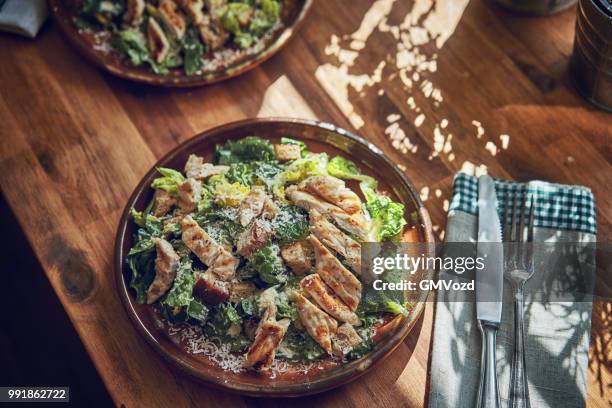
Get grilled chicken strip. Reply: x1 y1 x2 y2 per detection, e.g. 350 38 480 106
125 0 145 25
198 15 228 50
298 175 362 215
206 0 228 21
294 292 337 354
238 186 267 226
286 186 369 241
159 0 186 39
280 241 311 275
261 196 278 220
147 18 170 63
184 154 229 180
181 215 238 280
179 0 205 24
147 238 180 304
244 317 290 370
151 189 176 217
308 235 362 311
300 274 361 326
332 323 363 357
309 209 361 273
237 219 272 257
177 177 202 213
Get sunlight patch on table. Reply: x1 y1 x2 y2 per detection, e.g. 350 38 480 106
256 75 317 119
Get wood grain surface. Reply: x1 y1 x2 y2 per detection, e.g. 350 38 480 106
0 1 610 407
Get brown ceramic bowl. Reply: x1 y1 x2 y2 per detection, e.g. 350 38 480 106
115 118 435 397
49 0 312 87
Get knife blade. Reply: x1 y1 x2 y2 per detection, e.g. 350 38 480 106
475 174 503 408
476 175 504 322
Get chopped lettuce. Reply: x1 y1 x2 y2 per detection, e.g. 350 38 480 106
112 28 175 75
222 3 253 36
222 0 279 48
129 207 161 232
277 325 325 361
193 206 243 247
186 299 209 322
161 261 194 307
151 167 186 194
251 242 287 285
225 161 282 188
249 0 280 36
159 261 210 324
275 290 297 320
254 162 284 188
347 317 376 360
211 302 242 331
203 303 251 352
216 136 276 165
226 163 257 186
127 241 156 304
358 261 410 316
327 156 377 189
82 0 124 24
361 185 407 241
239 295 259 316
209 176 249 207
112 28 150 66
183 28 204 75
127 206 164 303
271 205 308 245
271 153 328 198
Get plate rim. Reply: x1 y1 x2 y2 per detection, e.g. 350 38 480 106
48 0 314 87
114 117 435 397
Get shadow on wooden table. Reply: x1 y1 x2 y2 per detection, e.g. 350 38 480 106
0 192 113 407
589 301 612 404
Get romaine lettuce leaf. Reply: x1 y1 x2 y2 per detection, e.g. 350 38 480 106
271 205 308 245
151 167 186 194
361 185 406 241
277 325 325 361
183 28 204 75
271 153 328 198
208 175 249 207
251 242 287 285
215 136 276 165
327 156 377 189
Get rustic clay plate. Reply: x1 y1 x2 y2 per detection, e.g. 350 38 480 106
49 0 312 87
115 118 435 396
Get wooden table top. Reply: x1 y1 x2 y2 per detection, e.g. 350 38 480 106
0 0 610 406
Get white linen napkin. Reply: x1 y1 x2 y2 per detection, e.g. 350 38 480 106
0 0 48 38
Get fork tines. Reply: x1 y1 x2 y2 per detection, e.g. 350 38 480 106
503 191 535 243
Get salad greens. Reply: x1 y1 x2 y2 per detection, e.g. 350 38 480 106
327 156 377 189
127 135 413 369
216 136 276 164
251 242 287 285
362 185 407 242
271 205 308 245
79 0 283 76
271 152 328 198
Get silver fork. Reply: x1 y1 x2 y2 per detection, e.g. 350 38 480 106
503 192 535 408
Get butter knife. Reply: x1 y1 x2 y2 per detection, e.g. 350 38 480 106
476 175 504 408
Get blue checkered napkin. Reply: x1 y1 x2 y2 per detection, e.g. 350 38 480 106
449 173 597 235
